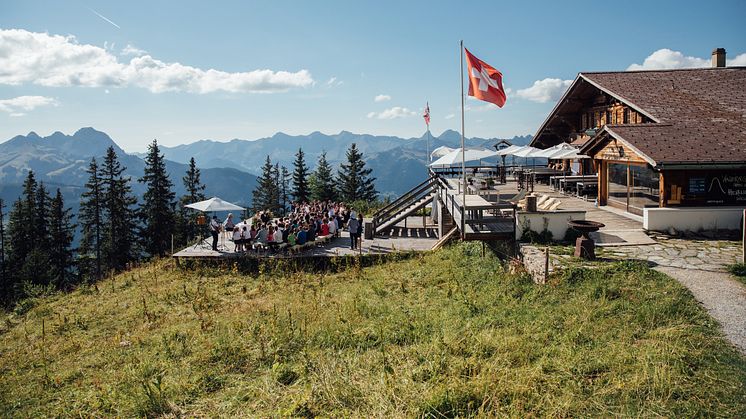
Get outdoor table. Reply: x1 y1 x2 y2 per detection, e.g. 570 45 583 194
576 180 598 196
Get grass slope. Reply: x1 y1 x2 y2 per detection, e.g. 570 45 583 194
1 243 745 417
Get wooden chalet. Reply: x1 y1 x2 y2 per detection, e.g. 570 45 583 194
531 49 746 221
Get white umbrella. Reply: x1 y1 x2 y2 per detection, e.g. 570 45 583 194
510 146 541 158
430 146 456 159
530 143 575 158
429 148 498 167
185 197 245 212
494 144 525 156
551 149 590 159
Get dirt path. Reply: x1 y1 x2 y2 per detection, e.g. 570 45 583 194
654 266 746 355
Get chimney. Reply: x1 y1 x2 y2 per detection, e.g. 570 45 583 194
712 48 726 68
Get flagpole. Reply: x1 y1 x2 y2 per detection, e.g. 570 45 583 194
459 40 466 214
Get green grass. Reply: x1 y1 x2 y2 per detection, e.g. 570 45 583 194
728 262 746 285
1 243 745 417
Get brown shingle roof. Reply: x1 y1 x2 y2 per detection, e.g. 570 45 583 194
581 67 746 165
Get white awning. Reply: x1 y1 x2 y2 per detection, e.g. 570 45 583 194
184 197 245 212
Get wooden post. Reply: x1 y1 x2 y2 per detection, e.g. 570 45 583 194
544 247 549 283
742 209 745 264
659 171 666 207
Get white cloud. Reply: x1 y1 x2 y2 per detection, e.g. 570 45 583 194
627 48 746 70
0 95 59 116
366 106 416 120
0 28 314 94
121 43 146 56
374 94 391 102
444 113 455 120
730 53 746 66
515 78 572 103
627 48 708 70
326 76 343 87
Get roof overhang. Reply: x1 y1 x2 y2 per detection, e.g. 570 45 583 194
578 125 657 167
530 73 660 149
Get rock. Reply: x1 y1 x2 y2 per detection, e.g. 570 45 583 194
668 227 678 236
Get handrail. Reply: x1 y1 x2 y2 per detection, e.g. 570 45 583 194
375 175 437 216
372 175 437 229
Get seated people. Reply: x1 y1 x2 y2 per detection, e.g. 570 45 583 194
296 225 307 246
320 218 330 237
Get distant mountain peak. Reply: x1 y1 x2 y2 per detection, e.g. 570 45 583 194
26 131 41 140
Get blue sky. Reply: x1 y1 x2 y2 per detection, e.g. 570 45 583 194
1 0 744 151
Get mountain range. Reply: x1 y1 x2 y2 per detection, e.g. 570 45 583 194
153 129 532 197
0 128 258 216
0 128 532 216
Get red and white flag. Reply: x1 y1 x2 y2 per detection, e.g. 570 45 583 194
423 102 430 126
464 48 507 108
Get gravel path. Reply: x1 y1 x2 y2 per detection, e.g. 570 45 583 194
654 266 746 355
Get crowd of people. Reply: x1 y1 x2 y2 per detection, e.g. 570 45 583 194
207 201 363 253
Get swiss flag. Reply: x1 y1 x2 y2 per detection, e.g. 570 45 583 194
464 48 507 108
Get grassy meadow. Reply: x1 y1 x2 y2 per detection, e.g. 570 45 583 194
1 243 745 417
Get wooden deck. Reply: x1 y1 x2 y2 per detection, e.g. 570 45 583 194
172 217 439 260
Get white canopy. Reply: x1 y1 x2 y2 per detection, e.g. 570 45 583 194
429 148 498 167
551 149 590 159
430 146 456 159
510 146 542 158
184 197 245 212
495 144 525 156
530 143 575 158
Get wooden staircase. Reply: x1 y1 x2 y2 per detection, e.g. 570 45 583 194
372 175 437 236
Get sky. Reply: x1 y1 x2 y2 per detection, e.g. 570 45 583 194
0 0 745 152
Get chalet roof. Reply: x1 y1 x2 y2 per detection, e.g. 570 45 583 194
533 67 746 166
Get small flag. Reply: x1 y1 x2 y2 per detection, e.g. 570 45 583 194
464 48 507 108
423 102 430 126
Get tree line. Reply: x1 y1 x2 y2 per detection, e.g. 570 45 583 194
252 143 378 214
0 141 377 305
0 140 205 304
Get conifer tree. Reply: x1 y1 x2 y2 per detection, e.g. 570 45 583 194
311 151 337 202
139 139 176 257
7 173 38 277
252 156 279 213
272 163 281 211
280 166 291 215
101 146 139 271
292 147 310 203
48 189 76 288
337 143 378 202
79 158 104 280
34 182 51 252
178 157 206 245
0 199 7 299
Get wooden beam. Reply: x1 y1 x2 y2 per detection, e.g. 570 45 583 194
659 171 666 208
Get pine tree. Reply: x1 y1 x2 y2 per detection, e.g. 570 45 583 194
101 146 139 271
178 157 206 245
272 163 281 211
29 182 52 285
280 166 291 215
79 158 104 280
139 139 176 257
34 182 51 252
292 148 310 203
5 171 53 292
0 199 7 299
48 189 76 288
252 156 279 213
311 151 337 202
338 143 378 202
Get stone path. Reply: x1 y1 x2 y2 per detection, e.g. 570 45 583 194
599 238 743 272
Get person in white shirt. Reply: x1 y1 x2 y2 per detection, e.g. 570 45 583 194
209 216 221 251
232 226 243 252
328 217 337 236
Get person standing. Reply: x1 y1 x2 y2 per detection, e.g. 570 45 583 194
209 215 221 251
348 211 360 250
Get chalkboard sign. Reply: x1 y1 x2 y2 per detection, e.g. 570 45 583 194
689 177 706 195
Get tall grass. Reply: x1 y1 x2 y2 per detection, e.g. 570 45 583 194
0 243 744 417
